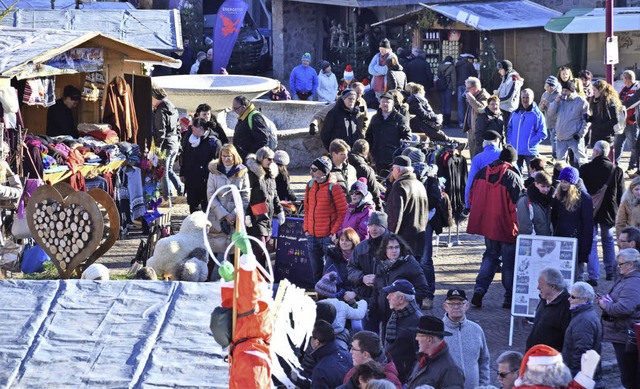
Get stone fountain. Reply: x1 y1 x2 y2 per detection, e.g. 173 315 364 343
151 74 278 112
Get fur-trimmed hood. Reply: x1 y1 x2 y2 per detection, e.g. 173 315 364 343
245 154 279 179
207 159 248 177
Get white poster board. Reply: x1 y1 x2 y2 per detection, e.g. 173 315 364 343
508 234 577 346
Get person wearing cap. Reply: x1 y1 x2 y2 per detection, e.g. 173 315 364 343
516 171 554 236
340 64 355 91
382 279 424 384
404 49 433 99
386 155 429 259
506 88 547 175
547 79 590 166
464 128 502 210
329 139 358 201
495 59 523 132
320 89 368 150
290 52 318 100
304 156 349 283
580 140 624 285
366 93 412 174
47 85 81 138
515 344 600 389
467 144 523 309
441 289 490 389
368 38 397 100
406 316 464 389
342 330 403 389
552 166 594 268
347 211 390 332
349 140 382 210
463 77 490 157
455 55 478 129
317 60 339 103
151 84 184 202
231 95 270 161
339 179 375 241
540 75 562 160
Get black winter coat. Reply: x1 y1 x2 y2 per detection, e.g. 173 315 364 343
366 110 411 172
153 100 180 151
179 130 222 206
407 343 465 389
348 153 382 210
387 67 407 92
385 306 423 384
373 255 428 322
406 94 440 134
526 289 572 351
386 172 429 255
347 233 388 303
323 246 353 292
404 57 433 93
562 304 602 378
579 155 624 225
588 100 617 147
245 155 283 237
455 59 478 87
275 168 297 202
233 106 269 161
551 190 594 263
321 97 367 150
475 107 504 150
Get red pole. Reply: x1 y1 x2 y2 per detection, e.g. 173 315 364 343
606 0 614 84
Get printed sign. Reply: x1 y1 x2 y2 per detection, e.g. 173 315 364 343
275 217 314 289
46 48 104 73
512 234 577 317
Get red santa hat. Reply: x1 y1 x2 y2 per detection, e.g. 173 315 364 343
343 65 354 81
519 344 564 377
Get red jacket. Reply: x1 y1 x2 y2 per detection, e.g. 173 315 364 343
467 161 522 243
304 178 348 237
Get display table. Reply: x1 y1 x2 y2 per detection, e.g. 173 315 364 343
43 159 126 185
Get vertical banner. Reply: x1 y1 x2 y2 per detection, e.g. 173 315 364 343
213 0 248 74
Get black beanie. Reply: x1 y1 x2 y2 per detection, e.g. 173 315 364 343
499 144 517 163
379 38 391 49
561 80 576 93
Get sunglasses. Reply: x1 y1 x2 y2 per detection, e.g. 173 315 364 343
497 369 518 378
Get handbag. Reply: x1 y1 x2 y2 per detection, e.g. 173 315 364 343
591 169 615 216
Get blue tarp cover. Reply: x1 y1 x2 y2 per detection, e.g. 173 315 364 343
0 280 228 388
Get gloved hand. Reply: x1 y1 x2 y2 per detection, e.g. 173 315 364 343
436 114 443 125
277 212 286 225
580 349 600 379
573 134 581 141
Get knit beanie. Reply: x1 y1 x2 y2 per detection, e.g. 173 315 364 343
81 263 110 280
561 79 576 93
316 301 337 323
558 166 579 185
367 211 388 228
379 38 391 49
312 156 332 175
301 52 311 62
343 65 354 81
408 149 426 164
273 150 290 166
350 179 369 196
546 75 560 91
499 144 517 163
315 271 338 297
497 60 513 71
318 60 331 72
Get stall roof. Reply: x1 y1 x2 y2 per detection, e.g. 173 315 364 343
3 0 135 10
0 9 182 52
0 26 181 79
544 7 640 34
373 1 560 30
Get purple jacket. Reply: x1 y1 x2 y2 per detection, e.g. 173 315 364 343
339 194 375 241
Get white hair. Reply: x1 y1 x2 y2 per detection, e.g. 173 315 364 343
519 363 572 387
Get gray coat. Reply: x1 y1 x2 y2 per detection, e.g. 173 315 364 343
206 160 250 253
407 343 465 389
601 269 640 344
0 174 23 201
516 191 553 236
443 315 490 389
547 94 589 141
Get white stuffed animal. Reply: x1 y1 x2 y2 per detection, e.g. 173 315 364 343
147 211 211 280
175 247 209 282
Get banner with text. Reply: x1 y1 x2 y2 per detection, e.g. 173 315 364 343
213 0 248 74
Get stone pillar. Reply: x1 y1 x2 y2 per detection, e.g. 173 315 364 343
272 0 286 82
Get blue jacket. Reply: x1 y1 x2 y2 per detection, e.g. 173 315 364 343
506 103 547 156
311 340 353 389
290 64 318 96
465 144 502 208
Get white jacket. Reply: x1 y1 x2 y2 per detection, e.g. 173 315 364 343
317 71 339 103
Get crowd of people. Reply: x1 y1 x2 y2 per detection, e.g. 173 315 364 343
146 35 640 388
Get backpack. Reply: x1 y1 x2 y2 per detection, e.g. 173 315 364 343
248 110 278 149
435 66 449 91
613 103 627 135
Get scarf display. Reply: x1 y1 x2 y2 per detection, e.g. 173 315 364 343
385 301 417 342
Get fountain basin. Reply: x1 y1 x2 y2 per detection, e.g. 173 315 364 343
152 74 278 112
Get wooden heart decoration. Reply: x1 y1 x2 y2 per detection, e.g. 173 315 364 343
26 185 104 279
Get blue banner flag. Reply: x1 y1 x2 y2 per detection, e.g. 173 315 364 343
213 0 248 74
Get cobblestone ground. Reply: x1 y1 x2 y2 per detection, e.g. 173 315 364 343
97 126 626 388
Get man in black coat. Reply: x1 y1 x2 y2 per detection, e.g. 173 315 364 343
321 89 367 150
231 95 269 161
349 139 382 210
579 140 624 283
366 92 412 173
455 54 478 128
46 85 81 138
404 49 433 98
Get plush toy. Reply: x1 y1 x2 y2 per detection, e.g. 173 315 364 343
175 247 209 282
147 211 211 280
